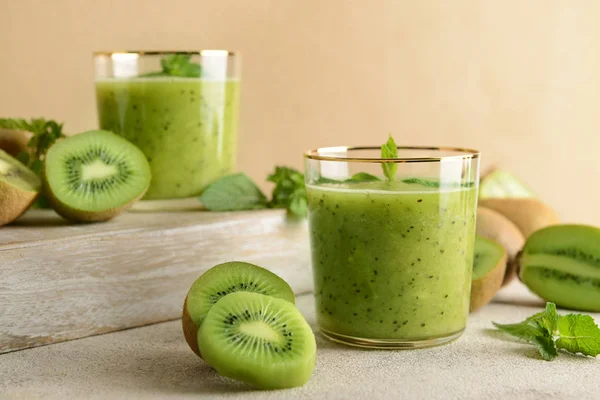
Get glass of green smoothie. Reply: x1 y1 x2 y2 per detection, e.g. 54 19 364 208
94 51 240 208
305 145 480 349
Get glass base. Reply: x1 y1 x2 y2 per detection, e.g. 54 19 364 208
130 197 204 212
319 327 464 349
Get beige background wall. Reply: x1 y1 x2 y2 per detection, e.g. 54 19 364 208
1 0 599 224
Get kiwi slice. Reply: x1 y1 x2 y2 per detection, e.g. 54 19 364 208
470 236 507 312
476 206 525 286
0 149 41 226
44 130 151 222
182 261 295 357
198 291 316 389
519 224 600 312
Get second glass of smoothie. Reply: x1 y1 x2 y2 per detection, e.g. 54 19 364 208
305 146 480 348
94 51 240 206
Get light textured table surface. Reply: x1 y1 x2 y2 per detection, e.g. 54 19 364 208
1 283 599 400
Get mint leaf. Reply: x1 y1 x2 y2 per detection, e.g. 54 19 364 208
348 172 380 183
288 189 307 218
532 335 559 361
556 314 600 357
140 54 202 78
493 302 600 361
536 302 559 335
381 135 398 181
316 172 381 185
402 178 440 188
267 166 307 217
493 320 547 342
199 173 268 211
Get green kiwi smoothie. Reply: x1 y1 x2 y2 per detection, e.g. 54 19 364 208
95 78 240 200
307 180 477 341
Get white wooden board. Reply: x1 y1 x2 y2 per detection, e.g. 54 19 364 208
0 210 312 354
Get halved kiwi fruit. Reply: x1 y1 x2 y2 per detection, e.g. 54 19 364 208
198 291 316 389
479 168 536 199
182 261 295 357
519 224 600 312
470 236 507 312
44 130 151 222
479 198 559 238
0 149 40 226
476 206 525 286
0 129 30 157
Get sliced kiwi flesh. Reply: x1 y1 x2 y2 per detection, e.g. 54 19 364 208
182 261 295 357
198 291 316 389
0 149 40 226
44 130 151 222
476 206 525 286
470 236 507 312
479 169 536 199
519 224 600 312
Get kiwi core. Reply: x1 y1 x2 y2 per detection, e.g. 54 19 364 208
239 321 281 342
81 159 118 181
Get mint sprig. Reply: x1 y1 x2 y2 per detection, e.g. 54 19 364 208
267 166 307 218
493 302 600 360
140 54 202 78
0 117 65 175
381 134 398 181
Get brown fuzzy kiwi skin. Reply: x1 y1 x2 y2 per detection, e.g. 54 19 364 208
470 247 507 312
181 294 201 358
0 180 39 226
43 169 147 223
476 207 525 286
479 198 559 238
0 129 30 157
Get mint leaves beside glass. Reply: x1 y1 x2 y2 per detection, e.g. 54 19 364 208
493 302 600 361
0 117 66 175
381 134 398 181
140 54 202 78
199 167 307 218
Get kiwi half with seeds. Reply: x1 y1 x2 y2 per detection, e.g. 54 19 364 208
470 236 507 312
198 291 316 389
182 261 295 357
519 224 600 312
44 130 151 222
0 149 41 226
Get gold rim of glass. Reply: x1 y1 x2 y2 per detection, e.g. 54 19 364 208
305 146 480 163
93 50 238 56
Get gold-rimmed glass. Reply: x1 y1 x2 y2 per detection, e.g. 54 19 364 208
305 146 480 349
94 50 241 209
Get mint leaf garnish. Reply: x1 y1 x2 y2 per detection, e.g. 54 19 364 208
199 173 268 211
556 314 600 357
140 54 202 78
402 178 440 188
316 173 381 185
381 135 398 181
493 302 600 360
267 166 307 218
531 335 559 361
347 172 380 183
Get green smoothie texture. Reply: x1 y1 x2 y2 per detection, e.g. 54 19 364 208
95 77 240 200
307 179 477 340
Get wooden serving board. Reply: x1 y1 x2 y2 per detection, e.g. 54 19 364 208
0 209 312 354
